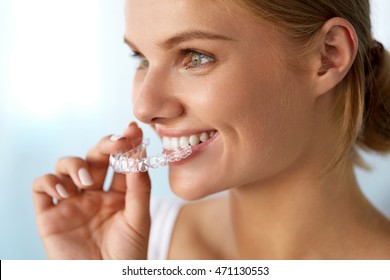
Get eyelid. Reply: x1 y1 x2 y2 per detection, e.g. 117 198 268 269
129 50 149 70
180 48 215 59
130 50 144 58
128 48 216 71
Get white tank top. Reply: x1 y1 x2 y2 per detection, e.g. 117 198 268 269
147 197 184 260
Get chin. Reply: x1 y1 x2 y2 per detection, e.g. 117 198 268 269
168 171 220 201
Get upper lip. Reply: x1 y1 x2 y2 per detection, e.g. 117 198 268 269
155 126 217 138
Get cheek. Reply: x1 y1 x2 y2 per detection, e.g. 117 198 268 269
205 61 315 179
235 74 316 180
169 57 316 198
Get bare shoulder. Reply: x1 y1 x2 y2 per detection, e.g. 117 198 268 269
167 196 229 259
167 195 390 259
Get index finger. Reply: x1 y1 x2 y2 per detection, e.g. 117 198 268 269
86 122 143 167
86 122 144 191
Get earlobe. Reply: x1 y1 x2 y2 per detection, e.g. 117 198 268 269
314 17 358 96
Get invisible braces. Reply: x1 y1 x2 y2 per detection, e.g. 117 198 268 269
109 138 192 173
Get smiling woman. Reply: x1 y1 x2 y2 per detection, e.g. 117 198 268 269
31 0 390 260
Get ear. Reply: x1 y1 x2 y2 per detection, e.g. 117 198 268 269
312 17 358 97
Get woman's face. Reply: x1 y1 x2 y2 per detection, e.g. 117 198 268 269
125 0 319 200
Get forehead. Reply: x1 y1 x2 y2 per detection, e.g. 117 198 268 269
126 0 235 25
125 0 258 46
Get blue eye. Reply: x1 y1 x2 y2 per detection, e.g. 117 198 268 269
183 49 215 69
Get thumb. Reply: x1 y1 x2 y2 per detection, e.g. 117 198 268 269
123 170 152 234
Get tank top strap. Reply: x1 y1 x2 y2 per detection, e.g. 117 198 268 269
147 197 184 260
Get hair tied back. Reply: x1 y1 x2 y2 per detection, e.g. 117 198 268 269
370 40 384 70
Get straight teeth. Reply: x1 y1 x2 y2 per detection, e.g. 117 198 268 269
109 138 192 173
109 130 217 173
162 131 216 150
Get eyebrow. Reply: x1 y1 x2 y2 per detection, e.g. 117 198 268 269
124 30 235 51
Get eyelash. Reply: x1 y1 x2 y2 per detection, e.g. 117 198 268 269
130 49 216 70
180 48 216 69
130 51 149 70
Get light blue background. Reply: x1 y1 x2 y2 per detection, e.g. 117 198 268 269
0 0 389 259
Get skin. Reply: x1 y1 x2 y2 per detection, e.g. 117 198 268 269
33 0 390 259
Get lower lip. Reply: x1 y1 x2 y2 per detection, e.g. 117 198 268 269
165 132 219 166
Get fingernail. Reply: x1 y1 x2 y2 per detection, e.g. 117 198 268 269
109 134 126 142
129 121 138 127
55 183 69 198
78 168 94 187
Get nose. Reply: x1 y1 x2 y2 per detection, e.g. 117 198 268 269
132 68 185 124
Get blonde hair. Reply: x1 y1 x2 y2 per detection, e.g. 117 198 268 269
228 0 390 168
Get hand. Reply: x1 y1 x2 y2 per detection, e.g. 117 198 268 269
32 122 151 259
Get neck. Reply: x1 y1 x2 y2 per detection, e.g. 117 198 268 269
225 156 376 259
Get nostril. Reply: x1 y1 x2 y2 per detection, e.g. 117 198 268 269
133 98 185 125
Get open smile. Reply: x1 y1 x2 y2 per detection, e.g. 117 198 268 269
162 130 217 150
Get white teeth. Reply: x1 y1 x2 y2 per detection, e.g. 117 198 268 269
162 137 171 150
199 132 209 143
162 131 216 150
171 137 179 149
189 135 200 147
179 136 190 148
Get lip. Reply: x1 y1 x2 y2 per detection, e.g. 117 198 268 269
165 131 219 166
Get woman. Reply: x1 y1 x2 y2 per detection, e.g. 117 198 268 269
33 0 390 259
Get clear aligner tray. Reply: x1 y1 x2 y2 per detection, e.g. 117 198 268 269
109 138 192 173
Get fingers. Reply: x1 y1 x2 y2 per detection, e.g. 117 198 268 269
86 122 144 167
79 134 129 190
52 122 144 192
99 122 152 230
123 171 152 233
33 121 149 218
32 174 77 214
55 157 95 189
122 122 144 142
98 122 152 233
109 122 145 193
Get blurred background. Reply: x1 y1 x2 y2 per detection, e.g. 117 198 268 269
0 0 389 259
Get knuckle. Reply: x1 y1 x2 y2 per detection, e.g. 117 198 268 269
56 156 86 170
32 176 42 187
33 173 50 183
57 156 83 164
32 173 57 189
